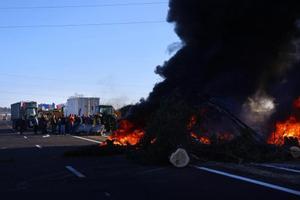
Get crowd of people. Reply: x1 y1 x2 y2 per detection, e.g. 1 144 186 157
35 114 105 135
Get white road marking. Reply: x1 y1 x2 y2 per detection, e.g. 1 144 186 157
35 145 42 149
24 136 28 139
43 134 50 138
192 165 300 197
252 163 300 174
72 136 102 144
65 166 86 178
138 167 167 175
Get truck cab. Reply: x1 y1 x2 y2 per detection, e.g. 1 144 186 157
11 101 38 131
96 105 117 132
97 105 115 116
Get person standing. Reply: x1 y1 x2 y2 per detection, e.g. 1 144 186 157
40 115 47 135
60 116 66 135
33 117 39 135
65 115 70 134
74 115 81 134
69 114 75 134
51 115 57 134
58 117 61 134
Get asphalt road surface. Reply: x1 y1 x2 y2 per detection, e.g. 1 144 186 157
0 120 300 199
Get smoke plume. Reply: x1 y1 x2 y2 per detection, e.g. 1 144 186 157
129 0 300 133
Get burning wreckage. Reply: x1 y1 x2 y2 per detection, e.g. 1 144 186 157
91 0 300 167
102 97 300 167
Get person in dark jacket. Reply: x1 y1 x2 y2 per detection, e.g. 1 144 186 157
33 117 39 135
40 115 48 135
59 116 66 135
50 115 57 134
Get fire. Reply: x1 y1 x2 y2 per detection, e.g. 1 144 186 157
107 120 145 146
188 115 235 145
188 116 211 144
268 97 300 146
268 116 300 145
187 115 197 130
191 132 211 145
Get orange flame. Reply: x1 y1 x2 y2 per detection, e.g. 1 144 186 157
268 116 300 145
191 132 211 145
187 115 197 130
189 115 210 144
107 120 145 146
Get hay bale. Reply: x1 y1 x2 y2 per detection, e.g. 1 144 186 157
169 148 190 168
290 146 300 159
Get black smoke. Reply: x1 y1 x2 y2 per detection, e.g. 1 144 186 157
128 0 300 129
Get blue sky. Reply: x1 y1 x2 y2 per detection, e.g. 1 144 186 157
0 0 179 107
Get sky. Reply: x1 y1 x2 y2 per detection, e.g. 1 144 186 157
0 0 179 108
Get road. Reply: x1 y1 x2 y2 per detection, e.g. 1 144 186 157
0 120 300 199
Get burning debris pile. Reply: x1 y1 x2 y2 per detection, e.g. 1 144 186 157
268 117 300 146
98 0 300 165
107 120 144 146
102 97 290 165
268 98 300 146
